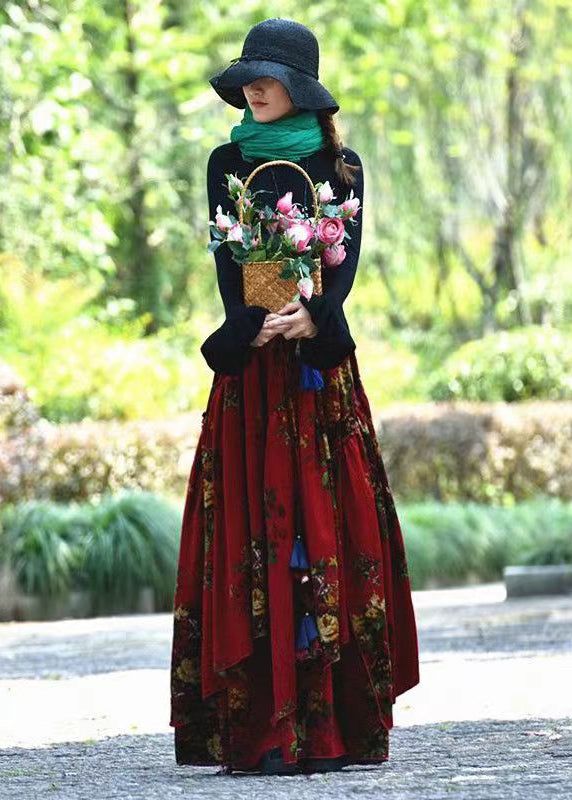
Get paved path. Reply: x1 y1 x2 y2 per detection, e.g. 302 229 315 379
0 583 571 799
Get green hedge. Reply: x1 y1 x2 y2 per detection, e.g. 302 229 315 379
0 412 203 504
400 498 572 588
429 326 572 402
0 361 40 436
0 490 181 610
2 402 572 505
1 495 570 597
378 400 572 503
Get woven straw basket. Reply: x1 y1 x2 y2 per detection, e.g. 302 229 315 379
239 159 323 313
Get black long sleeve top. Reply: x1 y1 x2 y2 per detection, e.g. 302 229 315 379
200 141 364 374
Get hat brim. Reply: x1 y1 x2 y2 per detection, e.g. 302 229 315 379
209 59 339 114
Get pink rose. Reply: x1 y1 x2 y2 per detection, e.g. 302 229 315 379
215 204 233 232
226 223 244 243
286 215 311 232
321 243 346 268
276 191 293 214
297 276 314 300
317 181 335 204
284 221 314 253
339 189 361 218
316 216 345 246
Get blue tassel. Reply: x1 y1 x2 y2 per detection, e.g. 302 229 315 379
289 534 309 569
295 612 319 651
296 616 309 651
300 361 324 391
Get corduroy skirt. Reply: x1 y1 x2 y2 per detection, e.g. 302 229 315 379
169 334 420 771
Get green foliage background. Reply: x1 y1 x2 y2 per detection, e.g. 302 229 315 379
1 493 570 597
1 0 571 418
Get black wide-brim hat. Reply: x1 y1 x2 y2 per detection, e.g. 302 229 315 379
209 17 339 114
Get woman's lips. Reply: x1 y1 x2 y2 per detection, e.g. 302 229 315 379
252 102 266 107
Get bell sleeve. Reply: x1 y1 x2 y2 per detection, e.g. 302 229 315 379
298 148 364 370
200 147 269 375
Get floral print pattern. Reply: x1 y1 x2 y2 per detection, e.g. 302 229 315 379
310 555 340 662
170 335 419 770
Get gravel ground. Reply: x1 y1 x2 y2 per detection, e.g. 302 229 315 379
1 582 571 799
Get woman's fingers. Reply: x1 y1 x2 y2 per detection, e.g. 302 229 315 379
257 307 316 341
275 301 302 315
266 308 302 325
265 319 294 332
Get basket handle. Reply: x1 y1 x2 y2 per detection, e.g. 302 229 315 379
238 159 319 225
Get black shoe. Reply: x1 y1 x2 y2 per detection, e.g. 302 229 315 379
258 746 298 775
301 754 349 773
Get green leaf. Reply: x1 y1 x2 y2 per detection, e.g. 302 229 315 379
227 241 246 257
321 203 341 217
208 225 225 240
247 249 268 262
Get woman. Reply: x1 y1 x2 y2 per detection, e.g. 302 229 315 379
169 17 420 776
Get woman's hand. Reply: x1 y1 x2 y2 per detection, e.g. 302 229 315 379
250 312 284 347
263 300 319 340
268 300 318 339
250 301 319 345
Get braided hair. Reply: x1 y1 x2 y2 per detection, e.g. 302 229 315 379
317 110 361 188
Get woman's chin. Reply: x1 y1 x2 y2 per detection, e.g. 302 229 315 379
252 107 272 121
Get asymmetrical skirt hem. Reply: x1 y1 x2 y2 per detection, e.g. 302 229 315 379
170 336 419 770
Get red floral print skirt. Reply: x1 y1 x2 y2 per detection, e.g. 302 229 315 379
169 334 420 771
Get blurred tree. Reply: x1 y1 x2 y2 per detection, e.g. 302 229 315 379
0 0 571 341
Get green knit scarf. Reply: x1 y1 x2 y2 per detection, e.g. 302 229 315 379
230 104 326 163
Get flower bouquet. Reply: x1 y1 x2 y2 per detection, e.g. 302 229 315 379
207 159 361 312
